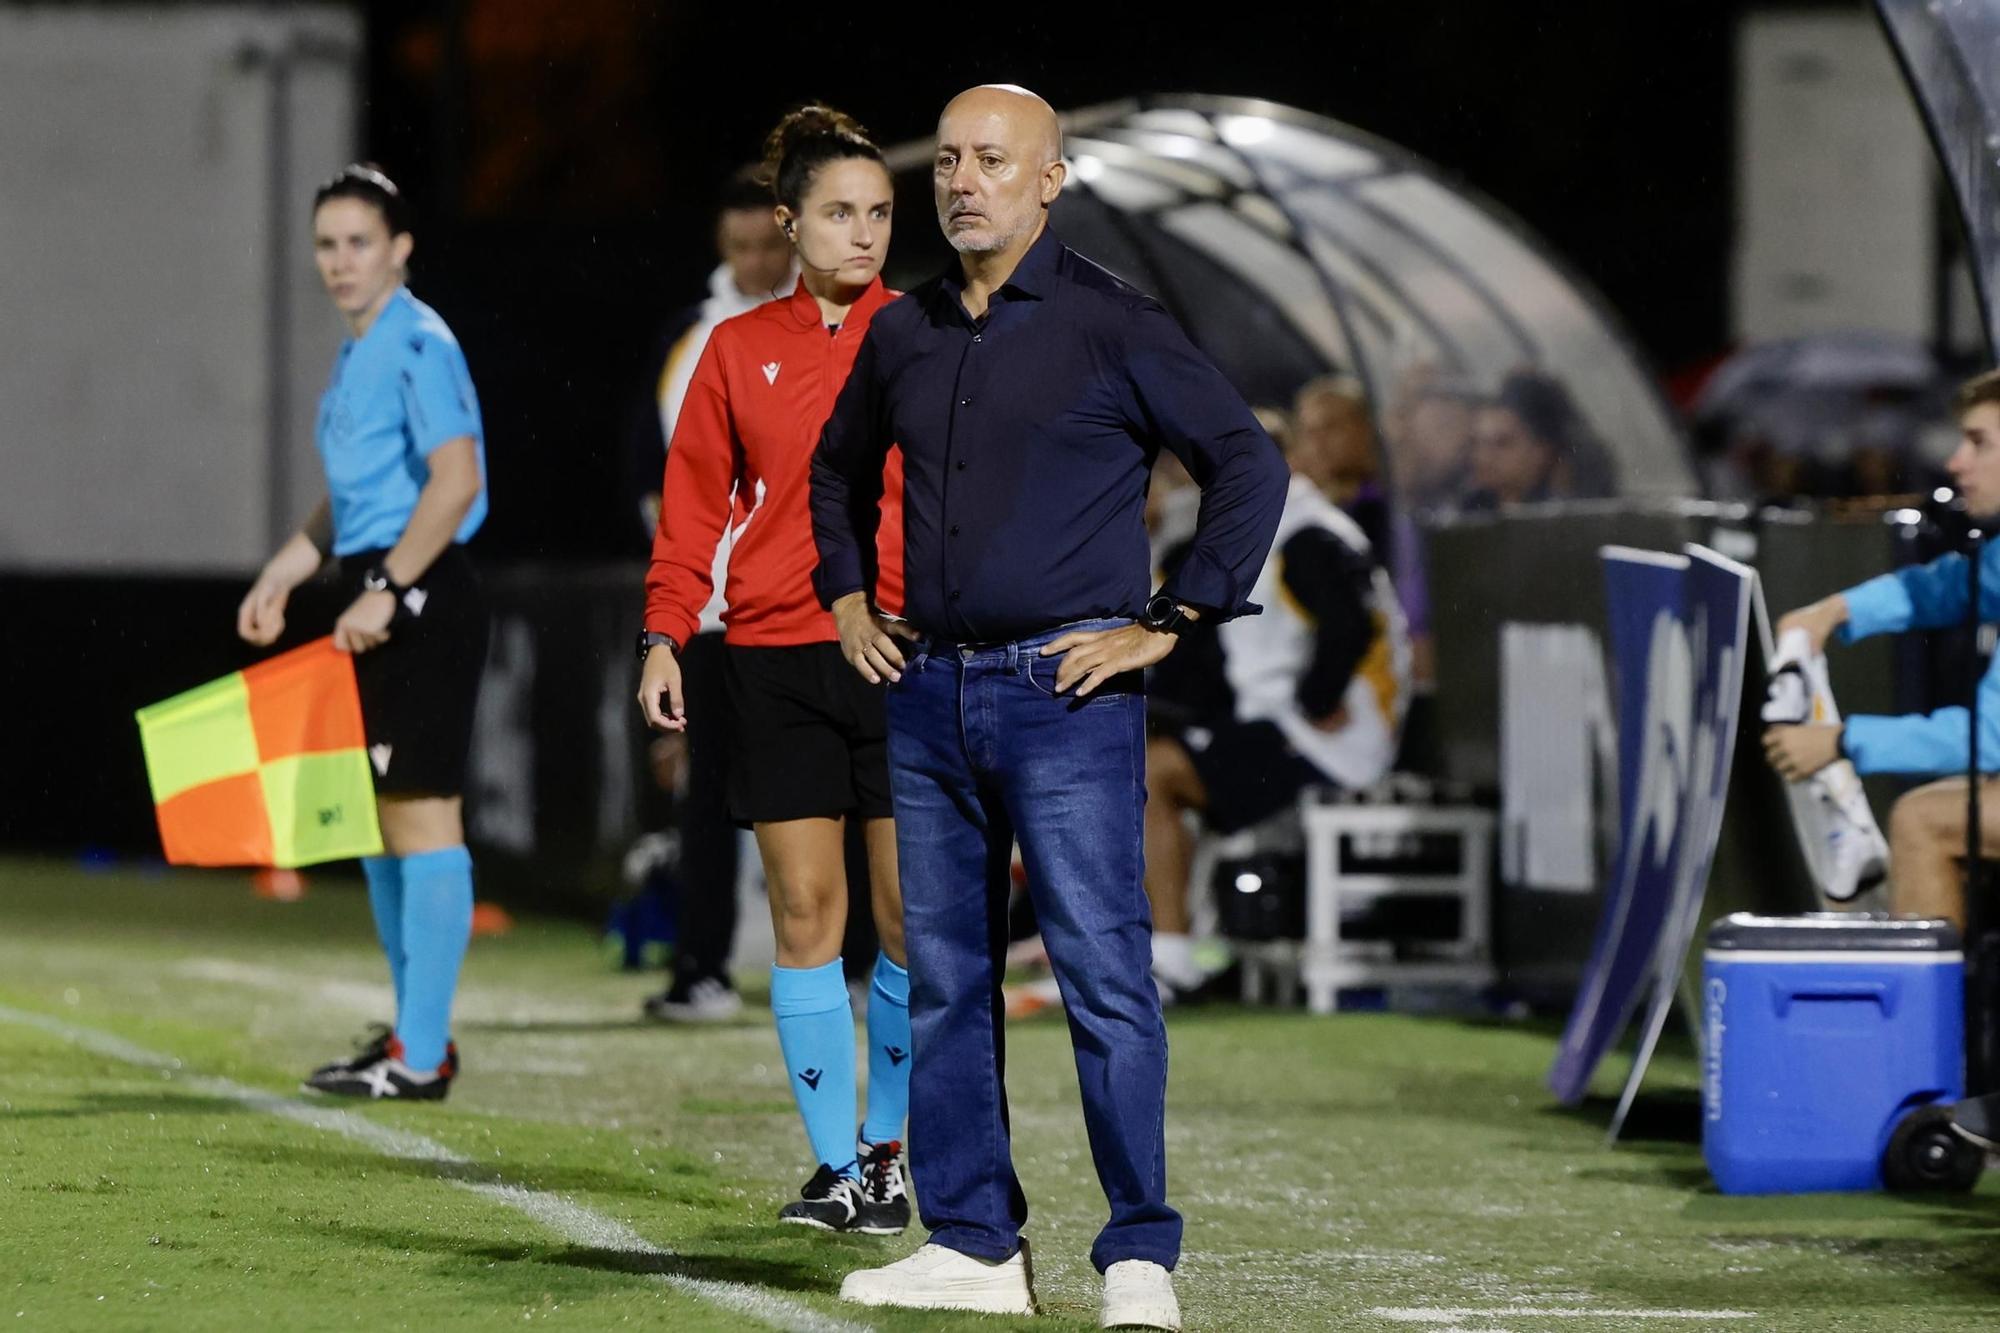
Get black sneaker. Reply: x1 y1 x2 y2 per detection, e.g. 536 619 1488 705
777 1163 862 1230
854 1139 910 1235
642 975 743 1024
306 1027 459 1084
304 1055 452 1100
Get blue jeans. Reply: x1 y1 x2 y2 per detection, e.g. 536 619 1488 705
887 618 1181 1272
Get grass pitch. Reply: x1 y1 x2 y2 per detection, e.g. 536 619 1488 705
2 857 1997 1331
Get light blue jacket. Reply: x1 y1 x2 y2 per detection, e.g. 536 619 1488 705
1837 540 2000 775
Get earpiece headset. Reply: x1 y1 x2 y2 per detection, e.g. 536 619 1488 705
784 215 851 276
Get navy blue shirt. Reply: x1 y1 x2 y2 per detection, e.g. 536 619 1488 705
810 228 1287 642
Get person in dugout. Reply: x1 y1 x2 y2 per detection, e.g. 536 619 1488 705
1145 402 1412 1002
1766 369 2000 931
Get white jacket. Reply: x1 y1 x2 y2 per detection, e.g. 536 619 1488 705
1219 474 1412 789
656 262 797 633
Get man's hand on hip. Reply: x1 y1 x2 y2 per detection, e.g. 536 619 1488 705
1042 623 1179 696
833 592 918 685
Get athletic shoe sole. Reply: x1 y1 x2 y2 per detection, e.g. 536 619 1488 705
841 1287 1038 1315
778 1214 845 1231
840 1242 1038 1314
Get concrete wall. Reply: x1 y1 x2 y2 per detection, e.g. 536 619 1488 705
0 6 360 573
1734 11 1936 342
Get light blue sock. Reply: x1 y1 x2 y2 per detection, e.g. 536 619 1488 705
771 959 857 1177
397 846 474 1072
361 855 407 1017
861 953 911 1146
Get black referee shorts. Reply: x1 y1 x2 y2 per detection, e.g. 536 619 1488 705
337 545 489 798
723 641 891 827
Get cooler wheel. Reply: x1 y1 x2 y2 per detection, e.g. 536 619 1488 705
1881 1105 1984 1192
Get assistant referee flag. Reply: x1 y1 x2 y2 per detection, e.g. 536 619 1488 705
136 637 383 867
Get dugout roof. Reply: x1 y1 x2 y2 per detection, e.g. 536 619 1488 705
885 94 1696 499
1877 0 2000 359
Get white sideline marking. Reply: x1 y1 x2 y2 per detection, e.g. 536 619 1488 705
0 1005 870 1333
1372 1310 1755 1324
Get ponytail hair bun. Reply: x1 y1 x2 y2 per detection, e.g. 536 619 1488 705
758 103 882 211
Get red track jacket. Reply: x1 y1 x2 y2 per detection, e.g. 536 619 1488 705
645 278 903 648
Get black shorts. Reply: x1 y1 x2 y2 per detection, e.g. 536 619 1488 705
723 641 891 826
337 545 489 798
1180 718 1328 835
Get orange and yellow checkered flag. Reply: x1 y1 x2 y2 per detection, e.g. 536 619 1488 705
135 638 384 867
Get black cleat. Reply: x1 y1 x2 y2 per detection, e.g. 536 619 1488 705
304 1055 452 1100
777 1163 862 1230
854 1139 910 1235
307 1023 394 1082
306 1028 459 1087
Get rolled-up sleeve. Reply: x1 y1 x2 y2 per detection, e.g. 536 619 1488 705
810 330 889 610
1844 642 2000 775
1835 545 2000 643
1121 303 1288 620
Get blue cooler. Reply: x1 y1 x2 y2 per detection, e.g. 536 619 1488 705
1702 913 1963 1194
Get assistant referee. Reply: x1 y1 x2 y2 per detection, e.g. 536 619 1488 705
237 163 490 1102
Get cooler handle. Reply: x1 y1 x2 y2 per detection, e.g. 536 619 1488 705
1771 980 1894 1017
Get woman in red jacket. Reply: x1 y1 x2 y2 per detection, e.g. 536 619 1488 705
636 105 910 1235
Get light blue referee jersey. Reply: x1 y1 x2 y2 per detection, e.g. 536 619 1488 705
317 286 487 556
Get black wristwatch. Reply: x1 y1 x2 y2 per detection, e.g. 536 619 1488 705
360 565 407 598
636 630 679 660
1139 593 1190 635
362 565 420 624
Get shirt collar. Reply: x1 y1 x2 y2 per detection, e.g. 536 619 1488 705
936 224 1062 311
346 285 412 348
786 273 893 329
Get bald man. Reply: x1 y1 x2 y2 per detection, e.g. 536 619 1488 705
812 85 1287 1328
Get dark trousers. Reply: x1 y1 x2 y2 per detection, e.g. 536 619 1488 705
674 630 739 985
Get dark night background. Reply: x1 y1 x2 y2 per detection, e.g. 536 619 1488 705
354 1 1757 565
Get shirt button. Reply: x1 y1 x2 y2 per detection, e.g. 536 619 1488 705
949 525 960 536
960 398 972 406
950 590 962 601
956 461 967 471
972 334 983 343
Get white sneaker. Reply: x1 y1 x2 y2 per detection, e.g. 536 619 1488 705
839 1239 1037 1315
1101 1259 1179 1330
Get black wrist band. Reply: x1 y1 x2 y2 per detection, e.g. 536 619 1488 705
1140 592 1189 635
636 630 679 661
